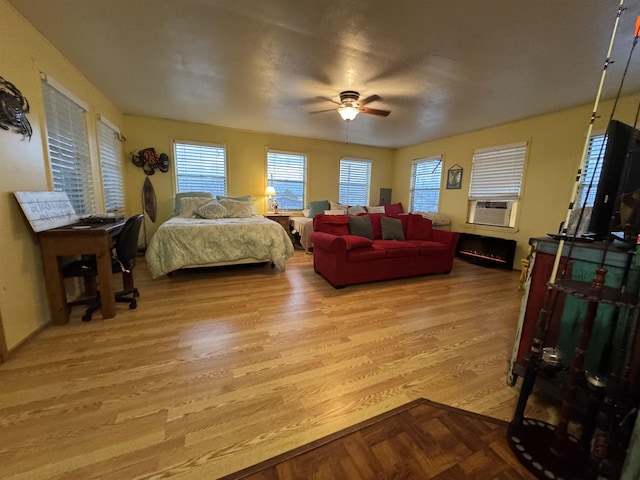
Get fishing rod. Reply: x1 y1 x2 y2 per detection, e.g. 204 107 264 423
510 0 627 432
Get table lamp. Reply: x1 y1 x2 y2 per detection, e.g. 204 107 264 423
265 186 277 213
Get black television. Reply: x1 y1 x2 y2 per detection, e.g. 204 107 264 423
587 119 640 243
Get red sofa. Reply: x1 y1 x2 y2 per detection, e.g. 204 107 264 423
310 213 459 288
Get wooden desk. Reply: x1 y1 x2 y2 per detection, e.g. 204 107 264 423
38 222 124 325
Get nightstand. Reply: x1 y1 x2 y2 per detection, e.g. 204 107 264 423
266 214 293 241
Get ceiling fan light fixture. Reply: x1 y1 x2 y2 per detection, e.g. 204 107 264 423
338 104 359 121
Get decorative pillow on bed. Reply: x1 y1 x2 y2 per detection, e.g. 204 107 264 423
197 199 228 219
367 205 386 214
329 201 348 211
348 215 374 240
347 205 367 215
308 200 330 218
219 198 253 218
216 195 252 203
173 192 213 216
176 196 213 218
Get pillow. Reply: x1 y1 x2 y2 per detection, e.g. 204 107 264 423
367 205 385 214
197 199 228 219
308 200 330 218
175 196 212 218
348 215 374 240
329 201 349 211
217 195 252 202
415 211 451 226
325 209 346 214
381 216 405 241
173 192 213 216
384 202 404 215
302 209 311 217
219 198 253 218
347 205 367 215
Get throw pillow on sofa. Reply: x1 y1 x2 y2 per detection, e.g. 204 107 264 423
348 215 374 240
384 202 404 215
381 216 405 240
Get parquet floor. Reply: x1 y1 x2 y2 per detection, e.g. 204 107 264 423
0 251 555 479
221 398 535 480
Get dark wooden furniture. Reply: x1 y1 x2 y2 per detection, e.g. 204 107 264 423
38 221 125 325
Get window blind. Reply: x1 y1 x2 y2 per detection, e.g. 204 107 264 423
174 142 226 195
339 159 371 206
410 157 442 212
579 134 606 207
97 118 125 214
469 143 527 201
42 79 95 215
267 150 307 210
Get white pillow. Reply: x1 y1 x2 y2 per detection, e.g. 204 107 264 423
197 199 228 219
302 209 311 217
219 198 253 218
329 201 349 211
176 197 212 218
324 209 346 215
415 211 451 226
347 205 367 214
367 206 385 214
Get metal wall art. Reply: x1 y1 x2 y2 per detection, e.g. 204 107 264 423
0 76 32 140
131 147 169 175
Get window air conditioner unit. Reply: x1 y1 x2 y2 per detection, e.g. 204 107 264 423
473 201 513 227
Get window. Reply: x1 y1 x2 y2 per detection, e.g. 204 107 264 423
410 156 443 212
41 78 95 215
174 142 227 195
97 117 125 215
468 142 527 227
267 150 307 210
339 158 371 206
578 133 606 207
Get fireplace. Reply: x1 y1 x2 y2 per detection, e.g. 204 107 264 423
455 233 516 269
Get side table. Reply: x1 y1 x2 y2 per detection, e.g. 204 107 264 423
266 214 293 243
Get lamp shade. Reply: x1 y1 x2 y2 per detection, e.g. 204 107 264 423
265 186 276 196
338 105 359 121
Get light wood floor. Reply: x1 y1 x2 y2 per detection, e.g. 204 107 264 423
0 251 555 479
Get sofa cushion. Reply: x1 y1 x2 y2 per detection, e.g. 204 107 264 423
348 215 374 240
372 240 419 257
381 216 405 241
314 214 350 236
406 214 433 241
309 200 330 218
342 234 374 250
347 247 387 262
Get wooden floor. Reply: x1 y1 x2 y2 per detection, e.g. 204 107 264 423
221 398 536 480
0 251 555 479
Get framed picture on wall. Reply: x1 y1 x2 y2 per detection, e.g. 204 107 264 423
447 165 463 189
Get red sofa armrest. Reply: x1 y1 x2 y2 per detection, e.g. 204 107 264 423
311 232 373 254
432 229 460 251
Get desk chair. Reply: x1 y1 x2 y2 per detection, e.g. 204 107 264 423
63 214 144 321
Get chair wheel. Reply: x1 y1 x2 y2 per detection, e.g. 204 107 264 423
129 299 137 309
133 289 140 298
81 313 92 322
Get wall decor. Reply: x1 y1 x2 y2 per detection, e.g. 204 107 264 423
131 147 169 175
0 76 32 140
446 164 463 189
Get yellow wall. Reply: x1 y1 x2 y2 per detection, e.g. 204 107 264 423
122 115 395 241
0 0 123 351
393 94 640 265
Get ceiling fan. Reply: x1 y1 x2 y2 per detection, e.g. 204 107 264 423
313 91 391 121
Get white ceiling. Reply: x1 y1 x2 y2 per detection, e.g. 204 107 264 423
9 0 640 148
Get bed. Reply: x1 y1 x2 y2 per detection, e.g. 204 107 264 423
145 194 294 278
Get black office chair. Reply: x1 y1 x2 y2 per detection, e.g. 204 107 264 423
63 214 144 321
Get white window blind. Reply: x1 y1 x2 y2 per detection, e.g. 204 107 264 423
578 134 606 207
41 79 95 215
410 157 442 212
174 142 227 195
97 118 125 215
267 150 307 210
339 158 371 205
469 142 527 201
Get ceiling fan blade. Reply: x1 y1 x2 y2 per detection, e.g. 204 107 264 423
310 108 337 114
359 94 381 106
360 107 390 117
